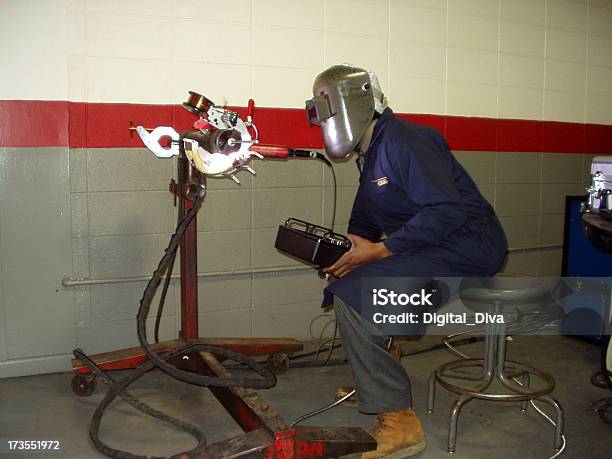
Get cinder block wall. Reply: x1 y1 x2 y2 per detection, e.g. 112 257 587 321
67 148 593 355
1 0 611 377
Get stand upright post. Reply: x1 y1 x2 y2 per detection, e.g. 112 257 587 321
179 155 200 340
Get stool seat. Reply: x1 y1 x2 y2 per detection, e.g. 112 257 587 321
459 275 550 313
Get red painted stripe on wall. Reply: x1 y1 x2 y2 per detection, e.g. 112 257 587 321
0 100 69 147
1 100 611 154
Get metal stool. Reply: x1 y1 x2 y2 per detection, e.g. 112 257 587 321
427 275 565 453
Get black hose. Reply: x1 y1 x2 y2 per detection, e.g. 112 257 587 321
224 336 483 371
135 192 276 389
74 348 208 459
591 370 612 389
153 248 177 344
313 153 336 230
75 184 276 459
154 158 188 344
599 399 612 426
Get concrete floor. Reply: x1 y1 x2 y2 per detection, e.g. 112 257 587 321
1 336 610 459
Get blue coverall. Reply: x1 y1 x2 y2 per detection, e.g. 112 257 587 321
325 107 508 312
324 107 508 413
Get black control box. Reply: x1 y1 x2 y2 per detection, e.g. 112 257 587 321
275 218 351 268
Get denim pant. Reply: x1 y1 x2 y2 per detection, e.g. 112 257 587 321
334 297 412 414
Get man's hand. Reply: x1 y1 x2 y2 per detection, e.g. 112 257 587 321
324 234 394 278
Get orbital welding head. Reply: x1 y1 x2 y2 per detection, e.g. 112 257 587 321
178 91 255 179
306 64 386 159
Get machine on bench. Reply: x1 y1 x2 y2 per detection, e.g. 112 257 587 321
584 156 612 221
581 155 612 423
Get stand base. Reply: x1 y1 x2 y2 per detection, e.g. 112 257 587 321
71 340 376 458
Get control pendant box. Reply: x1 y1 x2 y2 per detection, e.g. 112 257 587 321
275 218 351 268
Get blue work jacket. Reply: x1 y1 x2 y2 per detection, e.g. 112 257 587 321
324 108 508 314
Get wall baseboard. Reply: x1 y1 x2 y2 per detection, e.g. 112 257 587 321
0 354 73 379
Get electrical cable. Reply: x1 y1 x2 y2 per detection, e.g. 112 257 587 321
313 316 340 364
76 149 340 457
281 150 336 230
223 314 348 370
590 370 612 389
588 334 612 425
283 336 482 423
321 155 337 231
154 248 177 344
135 193 275 389
589 397 612 426
289 338 393 426
74 161 277 459
308 313 336 340
289 388 357 427
154 160 185 344
73 348 208 459
322 324 339 366
443 330 567 459
308 152 336 231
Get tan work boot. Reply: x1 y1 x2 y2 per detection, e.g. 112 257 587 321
389 343 402 362
362 408 426 458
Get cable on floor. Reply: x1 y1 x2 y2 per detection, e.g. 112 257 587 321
74 189 276 459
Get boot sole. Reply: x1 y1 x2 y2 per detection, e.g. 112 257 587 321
345 438 427 459
378 438 427 459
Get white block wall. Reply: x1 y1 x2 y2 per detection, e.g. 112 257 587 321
0 0 610 124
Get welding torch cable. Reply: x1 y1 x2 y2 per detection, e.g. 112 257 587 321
223 333 481 370
153 247 177 344
321 154 337 231
323 324 339 365
309 313 336 340
289 388 357 427
443 330 567 459
153 168 185 344
314 316 341 363
134 191 276 389
75 186 277 459
288 150 337 230
73 348 209 459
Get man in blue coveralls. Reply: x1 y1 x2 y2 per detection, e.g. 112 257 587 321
305 64 508 458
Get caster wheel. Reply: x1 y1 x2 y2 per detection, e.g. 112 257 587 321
71 373 97 397
266 353 289 375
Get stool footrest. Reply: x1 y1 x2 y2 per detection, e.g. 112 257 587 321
435 358 555 401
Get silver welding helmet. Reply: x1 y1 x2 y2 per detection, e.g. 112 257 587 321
306 64 387 159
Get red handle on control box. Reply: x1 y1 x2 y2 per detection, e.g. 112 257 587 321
251 144 289 158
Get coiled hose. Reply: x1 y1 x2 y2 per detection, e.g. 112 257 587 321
74 190 276 459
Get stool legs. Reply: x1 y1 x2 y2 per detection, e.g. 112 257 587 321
537 394 565 450
427 371 436 413
520 372 530 412
448 395 472 453
427 314 563 454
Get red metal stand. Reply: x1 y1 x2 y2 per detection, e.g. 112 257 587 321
71 156 375 458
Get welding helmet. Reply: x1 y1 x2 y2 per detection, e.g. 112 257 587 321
306 64 386 159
